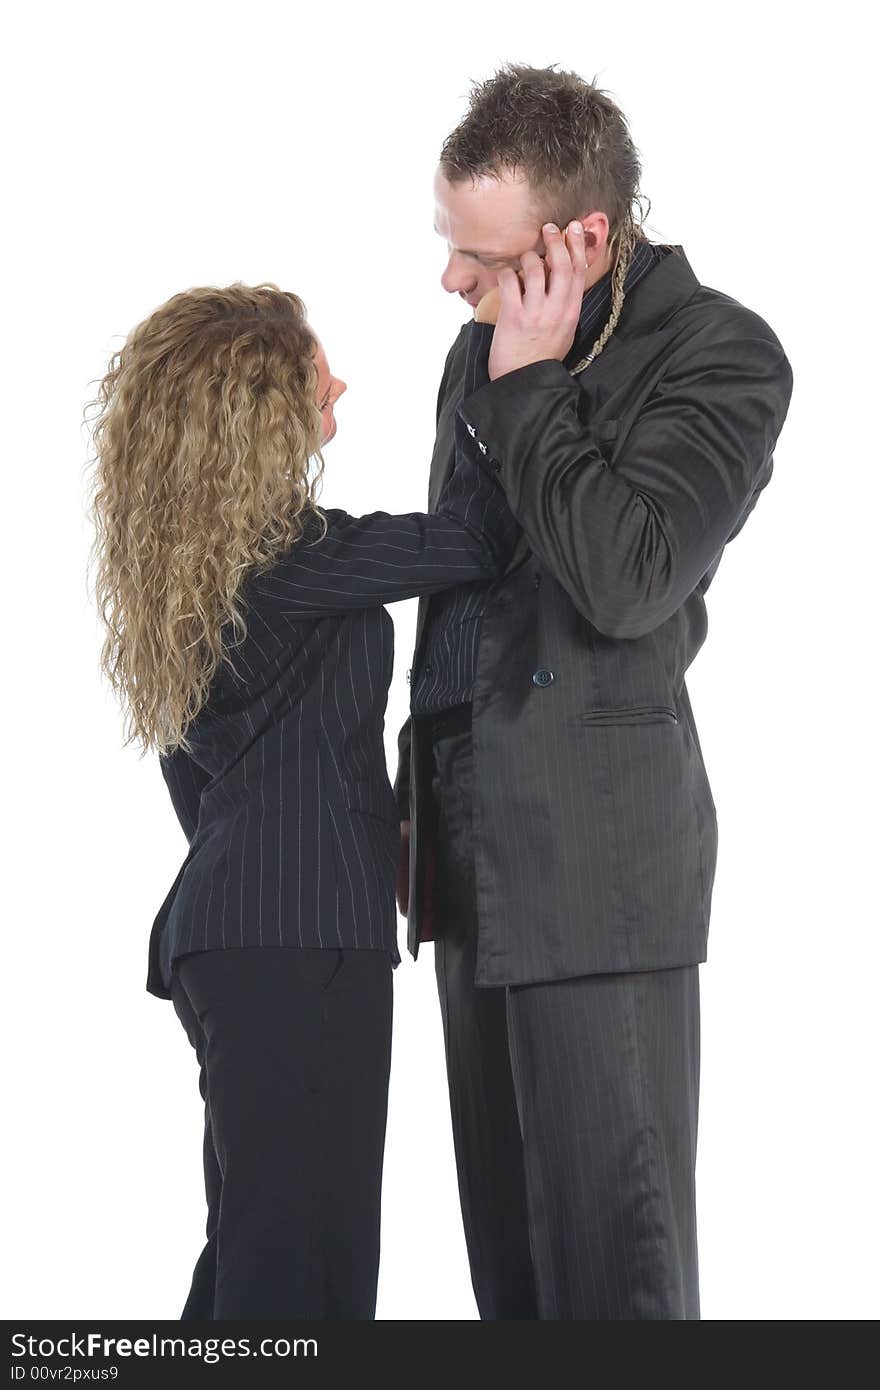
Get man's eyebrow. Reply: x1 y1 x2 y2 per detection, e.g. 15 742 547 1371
432 220 509 259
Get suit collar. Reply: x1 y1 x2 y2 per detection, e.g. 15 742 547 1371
560 244 701 377
612 244 700 339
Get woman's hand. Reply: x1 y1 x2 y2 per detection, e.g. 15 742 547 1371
482 221 586 379
396 821 410 915
474 286 501 323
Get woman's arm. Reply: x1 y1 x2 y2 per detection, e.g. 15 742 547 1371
247 323 518 619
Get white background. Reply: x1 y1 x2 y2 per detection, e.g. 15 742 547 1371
3 0 877 1322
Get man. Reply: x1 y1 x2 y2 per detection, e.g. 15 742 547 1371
394 62 793 1320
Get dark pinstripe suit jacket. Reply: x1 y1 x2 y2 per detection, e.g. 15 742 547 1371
395 245 794 985
145 411 517 999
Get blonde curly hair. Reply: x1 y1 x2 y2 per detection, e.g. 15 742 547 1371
87 282 328 756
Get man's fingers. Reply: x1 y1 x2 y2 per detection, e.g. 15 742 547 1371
542 222 579 314
564 220 587 314
496 265 523 314
520 248 547 302
542 223 573 278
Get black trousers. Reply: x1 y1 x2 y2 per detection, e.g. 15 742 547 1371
428 702 701 1320
170 945 393 1320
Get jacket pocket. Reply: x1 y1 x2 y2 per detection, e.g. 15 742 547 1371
578 704 679 726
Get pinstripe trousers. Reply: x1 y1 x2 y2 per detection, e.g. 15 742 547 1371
429 704 701 1320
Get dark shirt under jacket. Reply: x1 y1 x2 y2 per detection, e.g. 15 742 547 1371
411 236 672 716
146 392 519 999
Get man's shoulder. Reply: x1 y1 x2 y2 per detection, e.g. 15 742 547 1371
446 318 472 361
679 279 786 354
658 285 792 410
433 319 478 401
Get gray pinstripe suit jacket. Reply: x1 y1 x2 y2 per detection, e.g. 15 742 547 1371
395 245 794 985
145 419 518 1000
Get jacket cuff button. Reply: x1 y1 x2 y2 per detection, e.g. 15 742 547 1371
532 668 555 687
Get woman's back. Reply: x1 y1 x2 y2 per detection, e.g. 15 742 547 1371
150 476 513 999
153 603 401 1000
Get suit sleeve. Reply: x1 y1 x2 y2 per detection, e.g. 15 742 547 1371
456 317 794 639
159 744 212 843
248 407 517 620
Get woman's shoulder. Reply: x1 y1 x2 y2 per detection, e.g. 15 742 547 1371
296 504 357 542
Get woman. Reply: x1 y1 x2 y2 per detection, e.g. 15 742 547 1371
88 282 517 1320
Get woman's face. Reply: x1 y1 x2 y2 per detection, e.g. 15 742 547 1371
310 333 347 446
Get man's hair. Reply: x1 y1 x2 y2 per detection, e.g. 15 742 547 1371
439 62 657 367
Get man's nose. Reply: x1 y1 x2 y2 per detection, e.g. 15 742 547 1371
440 254 477 295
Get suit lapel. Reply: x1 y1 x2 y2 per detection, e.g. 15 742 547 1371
428 335 470 510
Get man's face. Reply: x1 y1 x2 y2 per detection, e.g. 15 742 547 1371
433 165 548 306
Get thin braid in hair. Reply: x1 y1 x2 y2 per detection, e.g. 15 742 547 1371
568 211 639 376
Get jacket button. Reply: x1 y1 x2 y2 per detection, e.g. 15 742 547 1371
532 668 555 687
